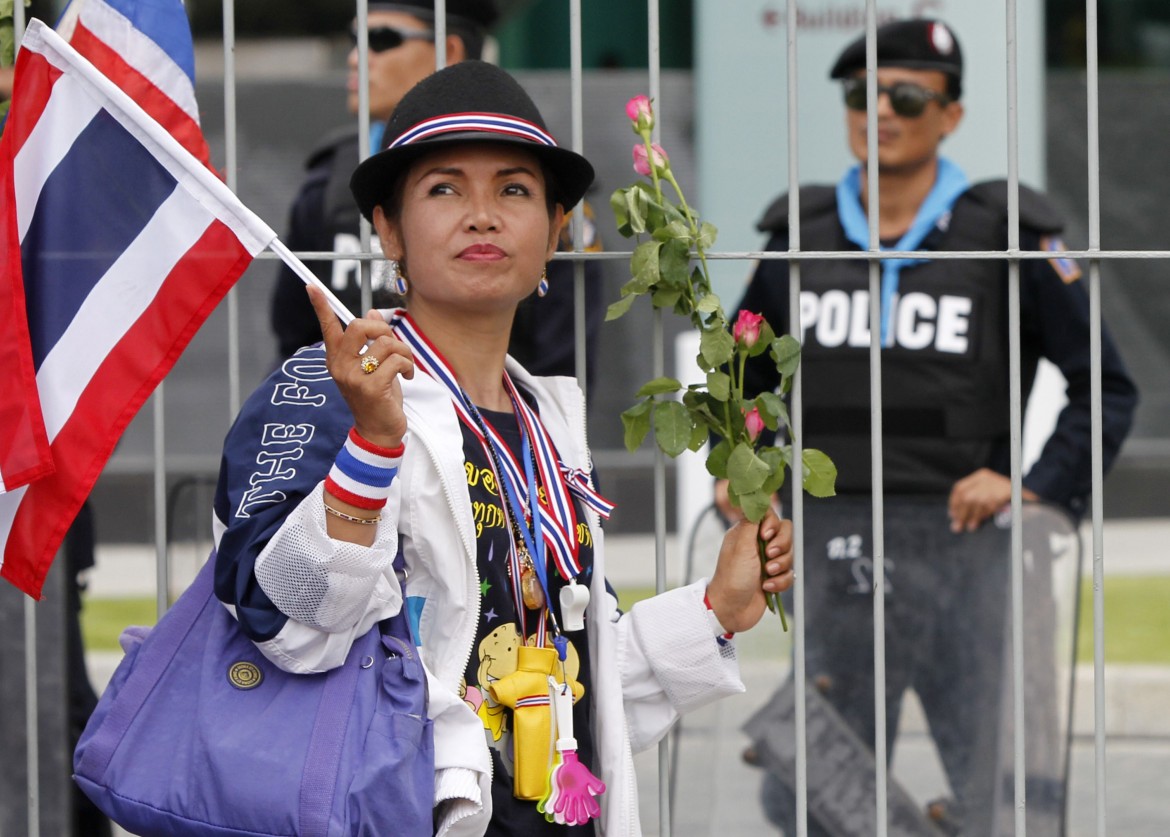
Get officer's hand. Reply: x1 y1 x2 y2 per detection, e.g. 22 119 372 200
948 468 1038 533
705 509 793 634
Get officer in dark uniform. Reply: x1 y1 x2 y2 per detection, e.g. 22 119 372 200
270 0 605 387
728 19 1139 836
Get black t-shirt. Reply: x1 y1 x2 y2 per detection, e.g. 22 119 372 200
458 406 597 836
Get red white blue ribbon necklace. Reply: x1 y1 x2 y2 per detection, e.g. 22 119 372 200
390 313 611 582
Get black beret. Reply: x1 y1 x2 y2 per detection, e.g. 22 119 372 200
368 1 499 32
350 61 594 221
830 19 962 85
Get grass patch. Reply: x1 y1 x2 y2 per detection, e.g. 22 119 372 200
81 597 158 652
1075 575 1170 664
80 577 1170 664
618 577 1170 665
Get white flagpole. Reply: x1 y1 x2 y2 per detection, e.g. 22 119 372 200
267 239 358 326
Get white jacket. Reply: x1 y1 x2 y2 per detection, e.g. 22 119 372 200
251 359 746 836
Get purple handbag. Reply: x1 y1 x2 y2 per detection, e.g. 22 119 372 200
73 553 433 837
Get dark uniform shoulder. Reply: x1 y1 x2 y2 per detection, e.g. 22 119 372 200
756 185 837 234
304 126 360 171
961 179 1065 234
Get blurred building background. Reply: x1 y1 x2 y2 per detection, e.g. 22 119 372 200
13 0 1166 536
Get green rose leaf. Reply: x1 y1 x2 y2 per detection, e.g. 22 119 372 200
705 439 732 479
636 376 683 397
697 221 718 250
755 391 786 430
609 188 633 238
652 287 682 309
695 293 722 315
605 292 637 322
706 370 730 402
652 400 694 458
758 446 790 495
629 239 662 292
749 319 778 358
682 389 724 429
620 400 653 451
728 442 771 493
653 219 691 242
688 421 710 452
658 238 691 284
700 326 735 368
772 334 802 380
628 186 654 235
801 448 838 498
736 489 772 523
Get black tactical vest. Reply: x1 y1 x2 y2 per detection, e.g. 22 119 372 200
764 182 1062 494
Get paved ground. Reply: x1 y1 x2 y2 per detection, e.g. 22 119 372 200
87 518 1170 836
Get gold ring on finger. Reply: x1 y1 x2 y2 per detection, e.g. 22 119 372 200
359 354 380 374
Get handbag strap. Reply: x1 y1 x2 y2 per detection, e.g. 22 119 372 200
298 546 412 835
75 554 220 781
298 633 366 836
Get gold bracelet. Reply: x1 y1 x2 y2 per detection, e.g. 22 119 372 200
323 503 381 525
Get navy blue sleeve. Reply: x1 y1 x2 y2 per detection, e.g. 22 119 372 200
1018 247 1138 516
212 347 355 642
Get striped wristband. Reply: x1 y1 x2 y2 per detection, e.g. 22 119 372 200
703 590 735 641
324 428 404 510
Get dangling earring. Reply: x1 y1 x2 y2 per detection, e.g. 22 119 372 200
389 259 409 296
536 267 549 298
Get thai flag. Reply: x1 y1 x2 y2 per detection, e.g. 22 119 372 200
0 19 276 597
55 0 213 169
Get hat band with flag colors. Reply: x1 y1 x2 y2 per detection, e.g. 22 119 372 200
350 60 595 221
0 19 277 597
388 112 558 150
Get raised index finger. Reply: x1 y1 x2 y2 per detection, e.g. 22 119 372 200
306 284 346 350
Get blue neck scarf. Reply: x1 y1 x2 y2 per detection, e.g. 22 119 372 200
369 122 386 155
835 157 969 346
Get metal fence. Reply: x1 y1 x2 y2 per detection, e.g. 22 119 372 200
5 0 1157 835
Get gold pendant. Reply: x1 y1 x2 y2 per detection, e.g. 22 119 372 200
519 551 546 610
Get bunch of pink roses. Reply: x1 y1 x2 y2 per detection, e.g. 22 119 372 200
609 96 837 627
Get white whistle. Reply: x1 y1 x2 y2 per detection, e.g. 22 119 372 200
560 579 589 632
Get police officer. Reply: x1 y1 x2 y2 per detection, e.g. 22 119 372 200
728 19 1139 835
270 0 606 386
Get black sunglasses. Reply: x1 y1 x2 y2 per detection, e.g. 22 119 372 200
349 25 435 53
842 77 952 118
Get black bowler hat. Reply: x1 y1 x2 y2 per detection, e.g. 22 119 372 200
368 1 499 32
349 61 595 221
830 19 963 94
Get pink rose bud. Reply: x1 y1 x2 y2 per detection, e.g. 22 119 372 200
632 142 669 177
625 94 654 131
744 406 765 443
733 310 765 348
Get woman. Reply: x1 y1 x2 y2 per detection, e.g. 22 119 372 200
213 60 793 835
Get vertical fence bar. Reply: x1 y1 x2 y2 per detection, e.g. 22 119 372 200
784 0 808 832
13 10 39 837
568 0 588 396
222 0 241 417
1084 1 1107 834
23 595 39 837
646 4 670 832
433 0 447 70
862 3 888 834
153 388 169 616
1004 1 1029 833
357 0 373 314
